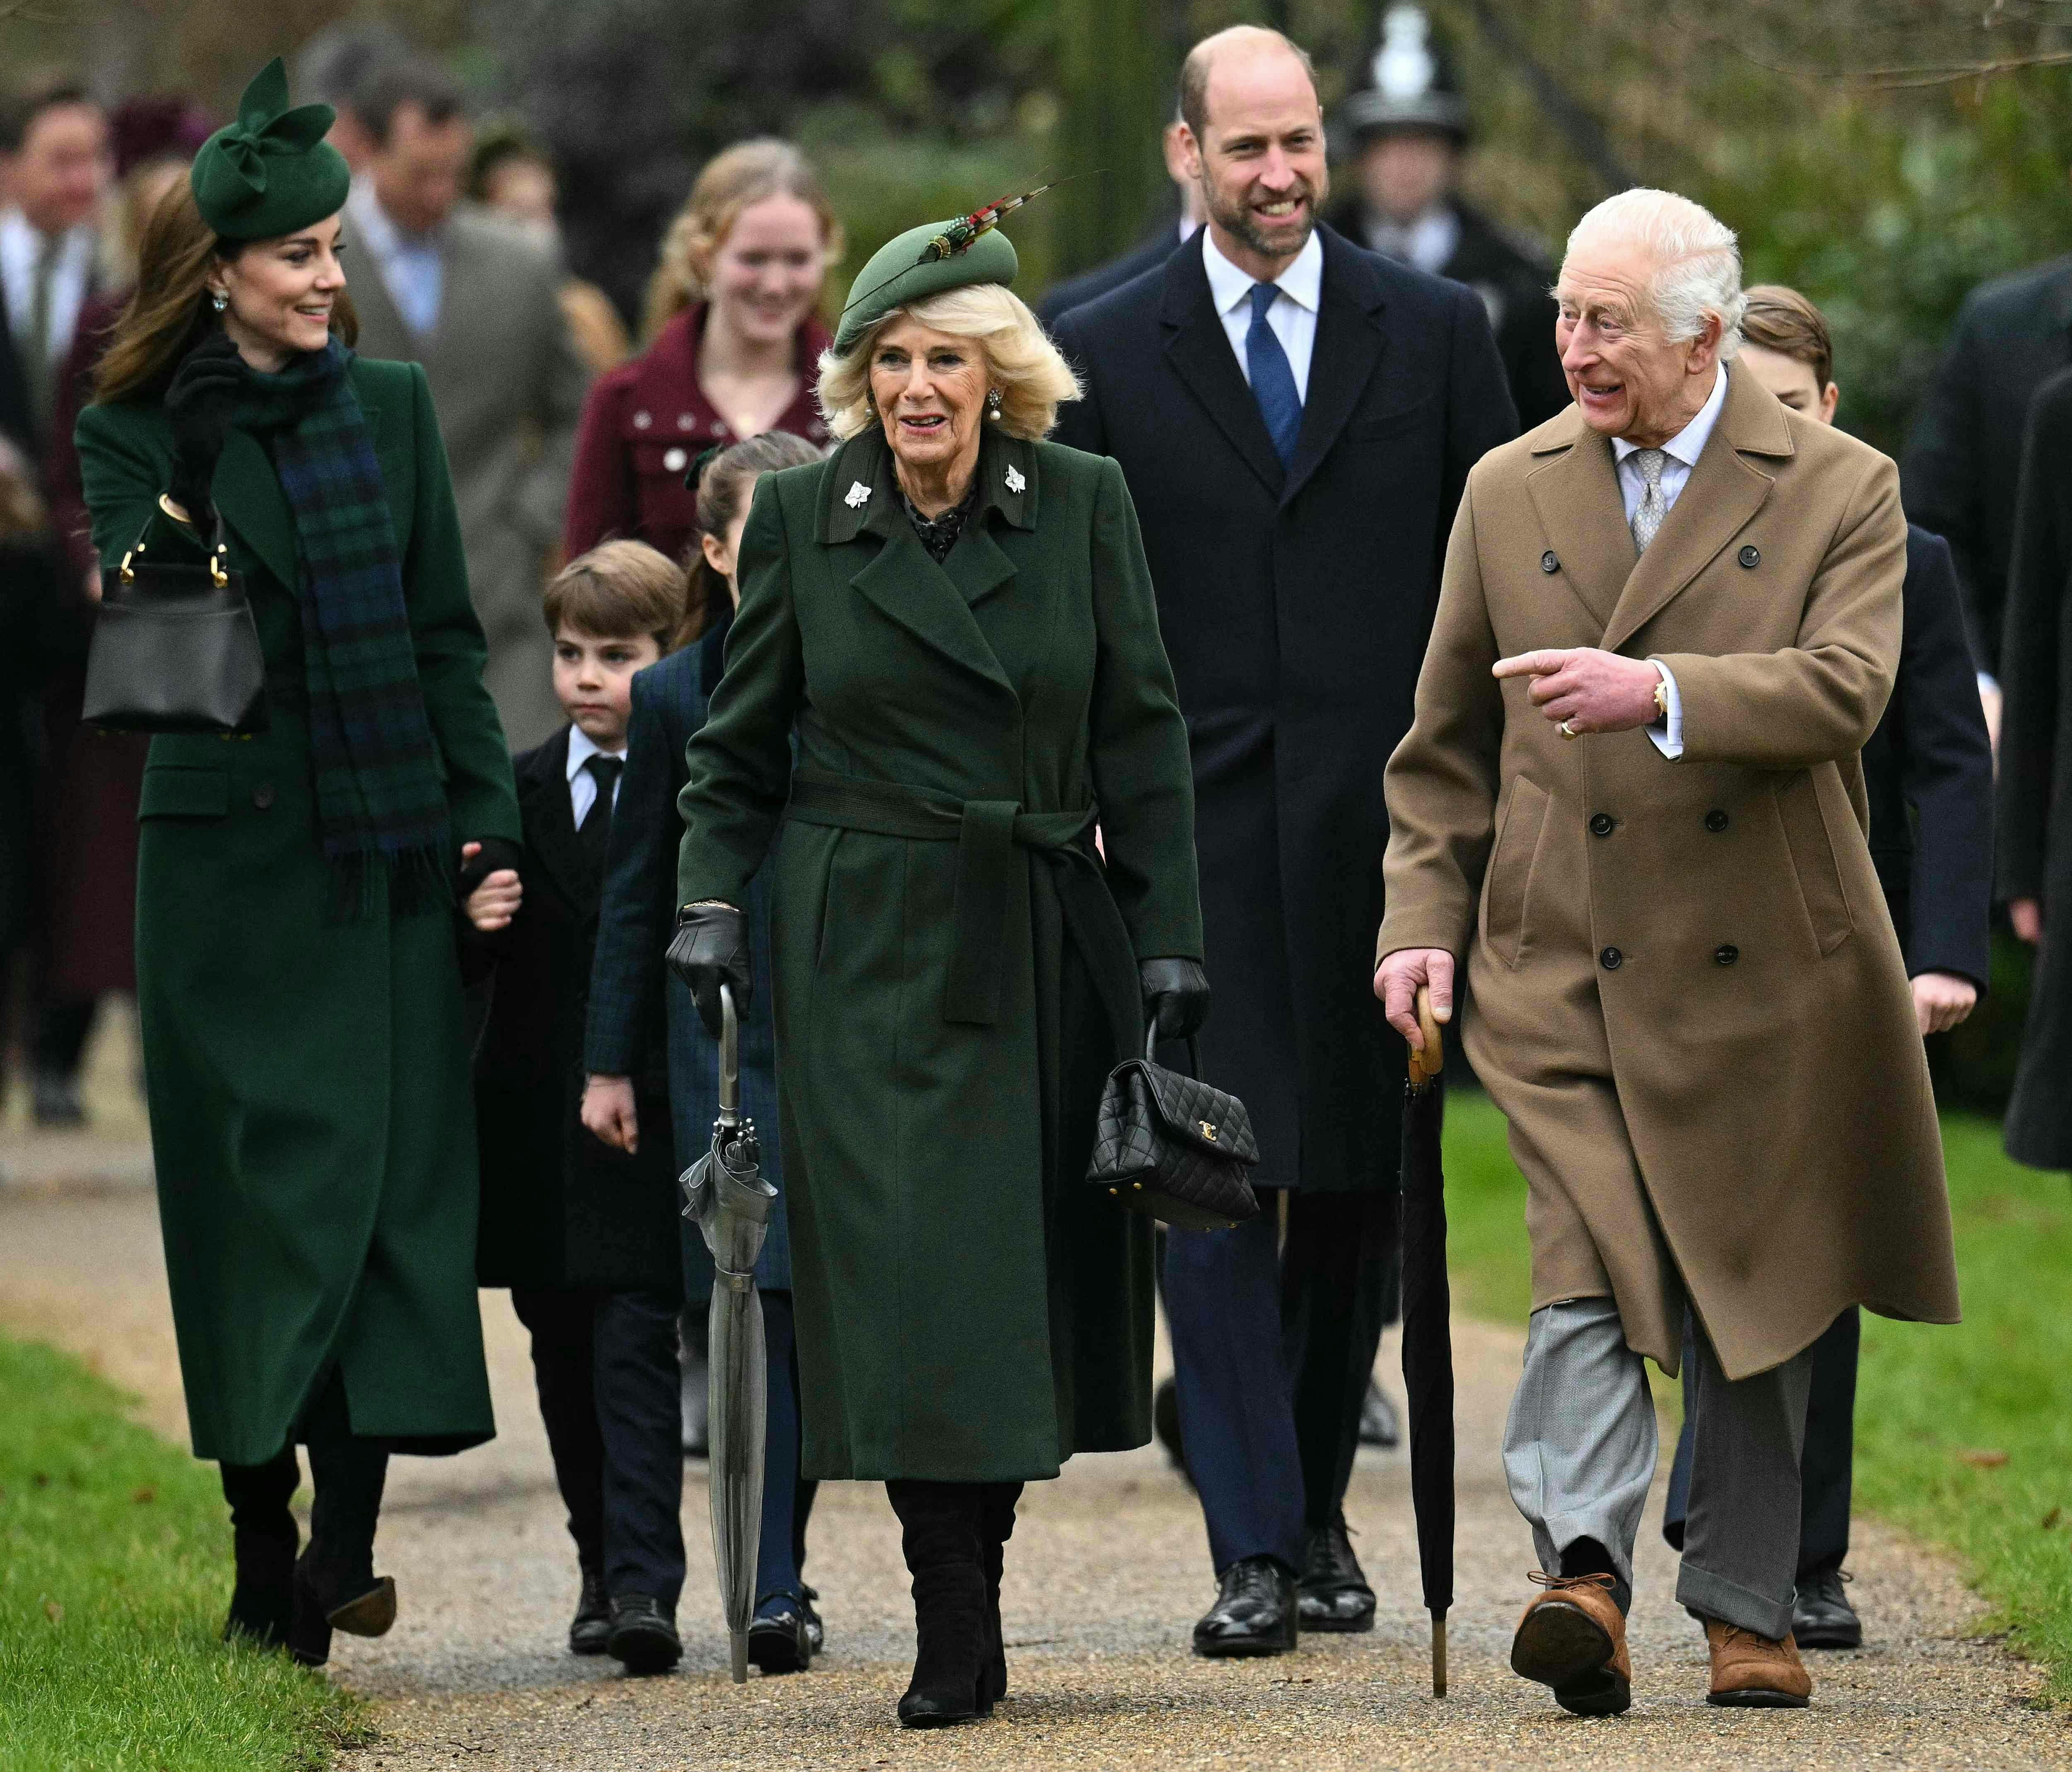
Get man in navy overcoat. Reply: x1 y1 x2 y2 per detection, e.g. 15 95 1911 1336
1052 23 1515 1653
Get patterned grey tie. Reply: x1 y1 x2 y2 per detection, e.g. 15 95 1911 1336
23 231 57 437
1629 448 1668 554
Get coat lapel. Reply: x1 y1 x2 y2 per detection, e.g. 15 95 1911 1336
1523 413 1630 631
1280 230 1386 508
1600 370 1792 654
520 729 592 911
1158 237 1285 500
214 431 300 591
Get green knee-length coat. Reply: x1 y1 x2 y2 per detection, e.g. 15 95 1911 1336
75 356 520 1467
677 424 1203 1482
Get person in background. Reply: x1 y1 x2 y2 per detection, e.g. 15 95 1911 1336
563 139 837 571
583 430 828 1675
30 99 211 1130
1034 114 1205 328
1321 5 1568 433
344 58 591 750
0 438 61 1032
75 59 521 1664
1052 24 1514 1657
472 540 691 1676
467 123 628 378
0 77 109 467
292 19 408 177
1993 358 2072 1173
1657 283 1992 1652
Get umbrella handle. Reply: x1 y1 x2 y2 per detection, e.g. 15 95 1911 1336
1409 986 1446 1089
718 983 741 1122
1432 1612 1447 1699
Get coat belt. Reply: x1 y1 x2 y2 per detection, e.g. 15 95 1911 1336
782 769 1138 1036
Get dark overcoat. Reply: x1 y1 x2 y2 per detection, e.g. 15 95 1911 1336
75 357 521 1465
585 628 792 1294
675 424 1203 1483
1903 254 2072 673
1996 366 2072 1167
1051 225 1515 1197
474 727 682 1294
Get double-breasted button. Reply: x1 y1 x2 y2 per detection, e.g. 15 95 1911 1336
633 410 652 429
677 413 696 431
1589 812 1615 837
252 783 276 811
663 446 688 474
1738 545 1760 568
1714 944 1739 966
1599 946 1623 971
1704 809 1730 833
1540 550 1560 574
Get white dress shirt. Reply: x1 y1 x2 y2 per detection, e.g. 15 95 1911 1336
1363 204 1461 278
1201 225 1323 401
347 182 445 339
566 724 626 827
0 208 95 375
1610 366 1730 761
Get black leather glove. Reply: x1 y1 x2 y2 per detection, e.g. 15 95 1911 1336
1140 956 1210 1042
667 902 750 1037
164 329 245 529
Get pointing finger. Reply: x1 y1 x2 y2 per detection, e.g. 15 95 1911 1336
1493 649 1570 680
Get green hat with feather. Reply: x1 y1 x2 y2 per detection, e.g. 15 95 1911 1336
833 213 1021 356
191 58 351 242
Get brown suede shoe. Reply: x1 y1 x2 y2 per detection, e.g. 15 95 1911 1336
1704 1617 1813 1708
1510 1572 1631 1716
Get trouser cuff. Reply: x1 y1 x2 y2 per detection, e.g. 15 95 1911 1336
1677 1558 1794 1640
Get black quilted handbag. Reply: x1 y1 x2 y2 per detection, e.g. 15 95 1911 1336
82 510 267 735
1087 1031 1261 1230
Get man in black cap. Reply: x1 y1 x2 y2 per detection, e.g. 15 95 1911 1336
1322 4 1568 431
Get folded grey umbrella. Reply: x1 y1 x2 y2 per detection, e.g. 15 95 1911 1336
679 984 777 1683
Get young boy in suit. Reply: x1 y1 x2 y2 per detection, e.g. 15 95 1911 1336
468 541 690 1674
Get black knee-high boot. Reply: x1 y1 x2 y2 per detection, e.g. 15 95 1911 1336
885 1479 989 1728
220 1446 301 1646
286 1374 394 1667
978 1482 1021 1706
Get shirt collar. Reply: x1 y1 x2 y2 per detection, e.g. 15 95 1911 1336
565 722 625 783
0 207 92 269
1202 225 1324 318
348 181 437 257
1613 365 1728 470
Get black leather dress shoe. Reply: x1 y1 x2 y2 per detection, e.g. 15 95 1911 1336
606 1594 682 1674
1358 1379 1401 1449
1793 1566 1862 1649
1297 1515 1376 1632
748 1593 816 1674
1192 1555 1298 1657
569 1570 611 1656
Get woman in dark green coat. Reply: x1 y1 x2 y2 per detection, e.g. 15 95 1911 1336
74 63 521 1667
669 218 1205 1726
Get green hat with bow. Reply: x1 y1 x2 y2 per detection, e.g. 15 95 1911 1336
833 215 1019 356
191 58 351 241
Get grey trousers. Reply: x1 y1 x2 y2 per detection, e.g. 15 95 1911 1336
1503 1298 1813 1640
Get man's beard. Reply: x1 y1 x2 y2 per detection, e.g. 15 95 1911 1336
1205 173 1324 259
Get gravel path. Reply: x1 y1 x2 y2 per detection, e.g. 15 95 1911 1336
4 1088 2065 1770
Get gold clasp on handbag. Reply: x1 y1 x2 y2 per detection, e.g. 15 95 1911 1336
209 546 228 589
1199 1121 1218 1142
119 543 141 585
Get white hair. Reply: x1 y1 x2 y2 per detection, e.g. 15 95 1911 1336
1561 187 1745 360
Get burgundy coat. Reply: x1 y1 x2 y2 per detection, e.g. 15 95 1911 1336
562 303 831 566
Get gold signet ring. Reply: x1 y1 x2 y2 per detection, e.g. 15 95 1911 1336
1558 719 1578 740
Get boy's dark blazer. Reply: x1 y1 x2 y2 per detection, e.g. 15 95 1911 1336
475 724 680 1293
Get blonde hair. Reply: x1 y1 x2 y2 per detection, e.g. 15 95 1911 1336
639 139 843 346
816 284 1082 443
542 538 687 651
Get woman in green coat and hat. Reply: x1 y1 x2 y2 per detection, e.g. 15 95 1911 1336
669 210 1207 1726
74 61 522 1666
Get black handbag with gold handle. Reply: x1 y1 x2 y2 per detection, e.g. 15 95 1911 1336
1087 1031 1261 1230
82 508 268 734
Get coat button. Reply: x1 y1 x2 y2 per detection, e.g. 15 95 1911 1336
1600 946 1623 971
678 413 695 430
1738 545 1760 568
1540 550 1560 574
633 410 651 429
1705 809 1729 832
1714 944 1739 966
1589 812 1615 837
252 783 276 810
663 446 687 474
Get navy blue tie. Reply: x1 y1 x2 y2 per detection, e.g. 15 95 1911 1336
1247 281 1303 467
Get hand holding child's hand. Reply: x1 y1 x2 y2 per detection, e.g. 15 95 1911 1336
461 840 523 932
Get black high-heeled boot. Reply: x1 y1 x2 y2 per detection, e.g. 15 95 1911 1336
287 1382 395 1667
978 1481 1022 1708
885 1480 988 1728
220 1448 301 1647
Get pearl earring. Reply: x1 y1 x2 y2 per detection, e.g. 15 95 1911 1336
211 293 228 312
985 388 1002 416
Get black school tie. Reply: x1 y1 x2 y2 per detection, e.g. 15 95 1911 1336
579 753 622 873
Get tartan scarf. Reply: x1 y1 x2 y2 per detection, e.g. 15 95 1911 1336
232 341 450 917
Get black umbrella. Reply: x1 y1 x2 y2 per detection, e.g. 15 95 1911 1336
1399 986 1454 1698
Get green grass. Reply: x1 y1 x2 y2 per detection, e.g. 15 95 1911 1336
0 1337 367 1772
1443 1092 2072 1700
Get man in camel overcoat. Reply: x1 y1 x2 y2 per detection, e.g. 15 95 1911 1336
1374 187 1959 1716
